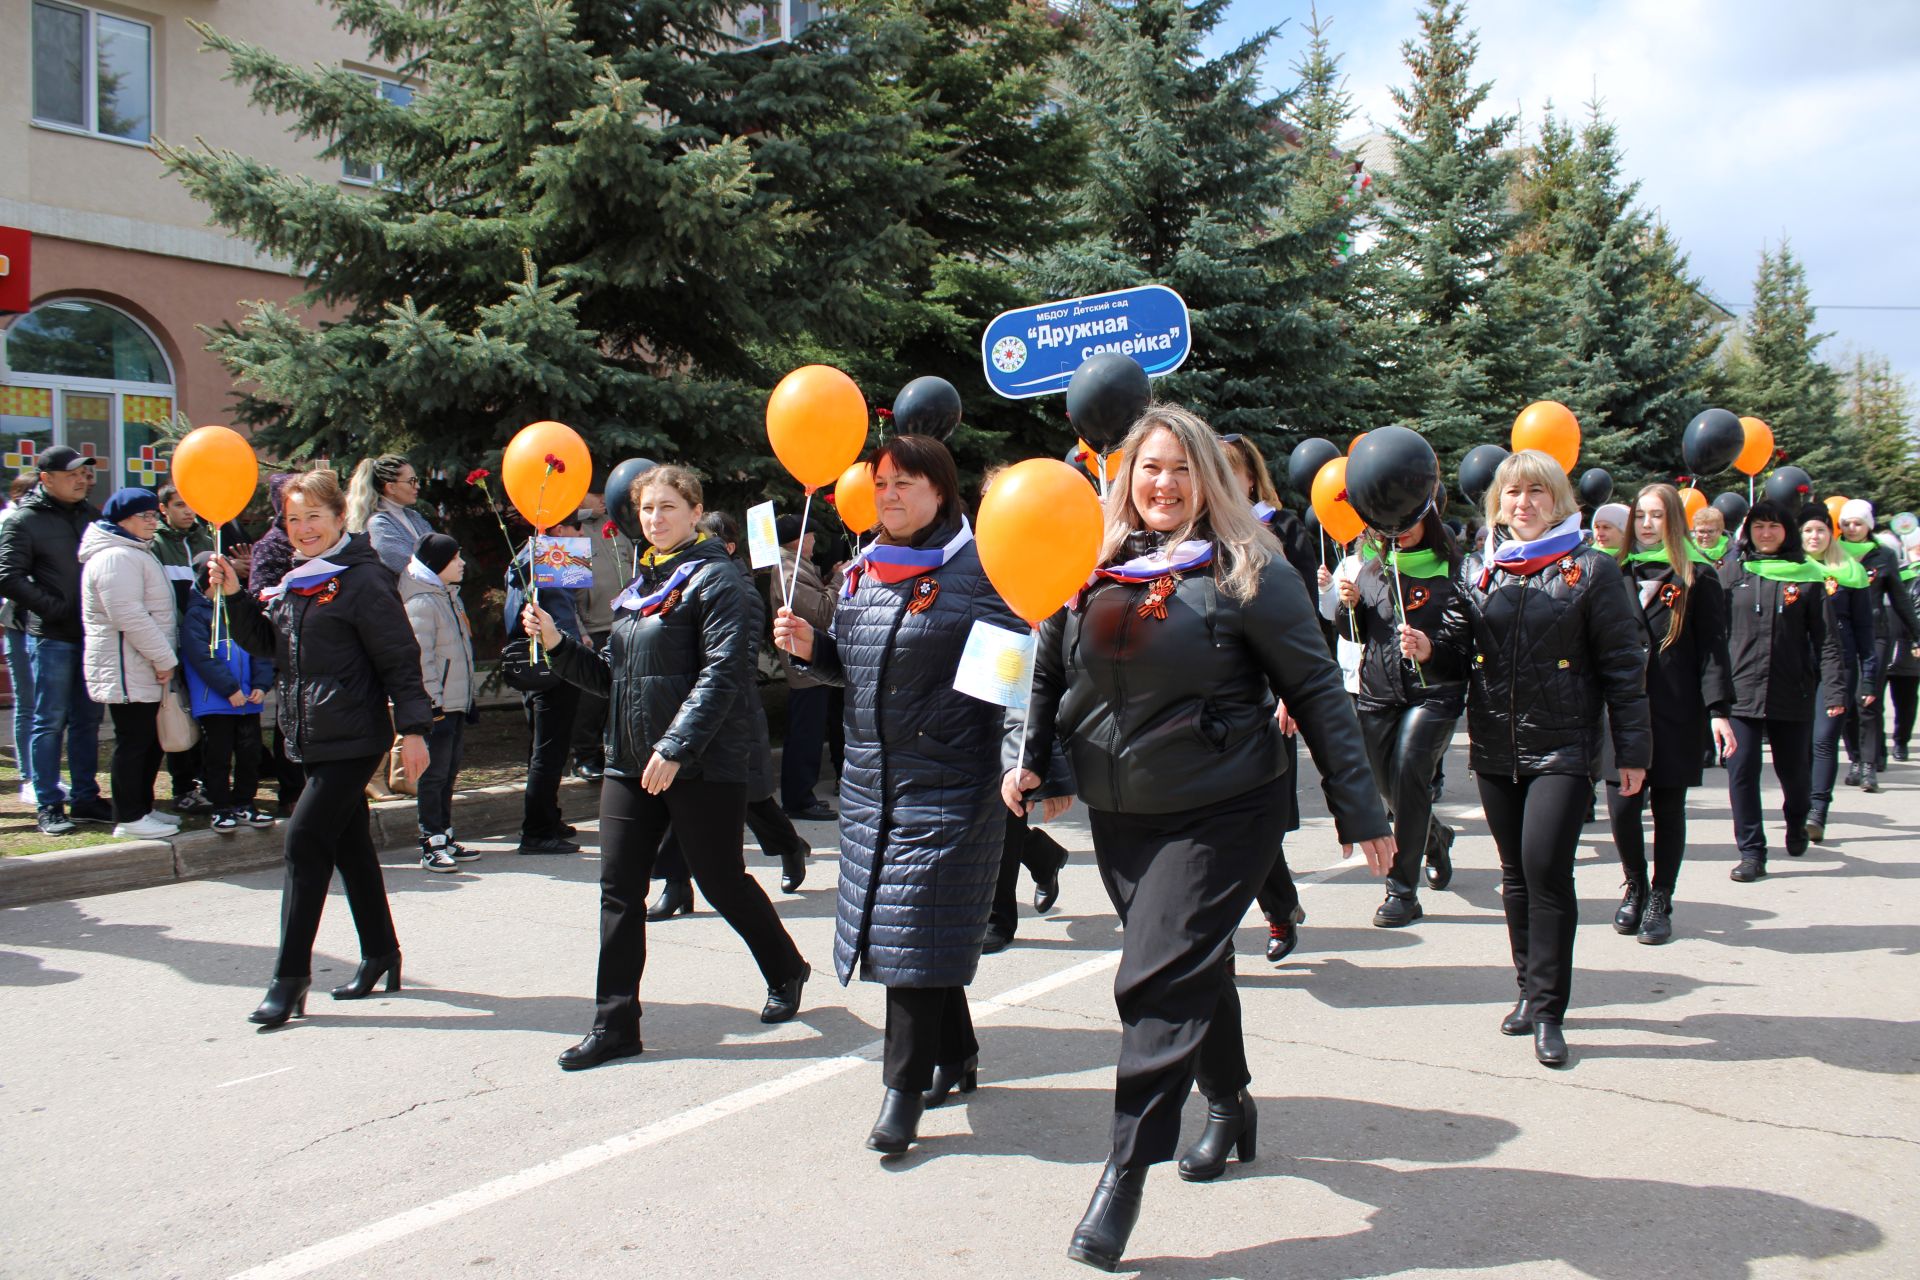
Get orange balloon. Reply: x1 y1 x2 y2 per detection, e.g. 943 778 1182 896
833 461 877 535
1311 456 1365 544
767 365 868 490
170 425 258 526
502 420 592 529
1076 438 1123 483
1825 495 1848 522
1348 432 1368 455
1681 488 1708 523
1512 401 1581 473
976 458 1104 625
1735 416 1774 476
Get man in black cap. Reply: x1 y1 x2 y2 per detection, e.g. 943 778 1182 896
0 446 111 834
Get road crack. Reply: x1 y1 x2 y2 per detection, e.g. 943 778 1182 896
280 1085 512 1158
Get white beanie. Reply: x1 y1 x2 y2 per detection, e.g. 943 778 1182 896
1592 502 1630 531
1840 498 1875 526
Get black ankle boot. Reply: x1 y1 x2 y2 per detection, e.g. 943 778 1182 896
1423 823 1456 890
1177 1089 1257 1182
923 1054 979 1107
760 970 807 1024
249 977 311 1027
1499 999 1532 1036
866 1087 926 1154
1614 878 1648 935
1639 888 1673 945
1534 1019 1569 1067
1372 891 1422 928
1067 1160 1147 1272
331 950 402 1000
645 880 693 920
779 843 808 894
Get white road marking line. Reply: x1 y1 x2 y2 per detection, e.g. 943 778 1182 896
228 951 1125 1280
216 1066 298 1089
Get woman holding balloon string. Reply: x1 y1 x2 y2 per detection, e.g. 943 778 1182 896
773 434 1019 1155
1405 449 1650 1068
1798 503 1874 846
523 464 811 1071
1004 406 1391 1273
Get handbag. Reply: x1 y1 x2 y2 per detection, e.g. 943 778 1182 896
157 679 201 753
500 632 562 693
387 734 417 796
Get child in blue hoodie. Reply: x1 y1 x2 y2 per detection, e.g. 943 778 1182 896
182 553 275 833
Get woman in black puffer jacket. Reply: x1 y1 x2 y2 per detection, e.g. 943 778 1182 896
209 469 433 1029
1006 406 1391 1274
773 436 1020 1157
1412 450 1650 1070
526 466 808 1072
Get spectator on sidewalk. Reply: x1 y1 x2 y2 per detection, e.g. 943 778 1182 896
78 488 182 841
506 521 586 854
152 485 215 815
347 454 435 575
2 474 37 805
0 445 112 835
401 533 478 873
181 553 275 835
769 515 836 821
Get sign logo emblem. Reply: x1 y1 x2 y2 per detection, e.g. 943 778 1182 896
991 335 1028 374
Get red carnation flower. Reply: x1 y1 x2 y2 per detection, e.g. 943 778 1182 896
466 468 491 485
544 453 565 473
876 407 894 420
601 519 617 539
822 492 837 505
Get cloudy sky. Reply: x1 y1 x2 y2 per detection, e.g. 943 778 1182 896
1207 0 1920 391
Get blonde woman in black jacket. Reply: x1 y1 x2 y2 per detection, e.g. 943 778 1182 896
1006 405 1392 1273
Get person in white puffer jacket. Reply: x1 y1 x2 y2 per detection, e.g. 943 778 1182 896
79 487 183 840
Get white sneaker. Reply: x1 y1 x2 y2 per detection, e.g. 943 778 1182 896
149 809 184 828
113 814 177 840
18 783 35 804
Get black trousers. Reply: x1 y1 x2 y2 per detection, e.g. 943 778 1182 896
521 682 580 839
571 631 610 766
107 702 165 823
1607 782 1688 893
1891 675 1919 754
593 774 806 1037
1811 675 1852 823
415 716 464 837
1253 843 1300 922
200 713 262 811
1861 636 1896 768
653 797 808 882
1089 784 1285 1169
780 683 832 811
1358 702 1458 894
274 753 395 978
882 985 978 1093
989 811 1069 937
1477 772 1588 1024
271 727 305 810
165 740 201 800
1727 715 1812 859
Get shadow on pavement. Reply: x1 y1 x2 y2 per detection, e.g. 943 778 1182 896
1574 1011 1920 1074
1242 957 1728 1011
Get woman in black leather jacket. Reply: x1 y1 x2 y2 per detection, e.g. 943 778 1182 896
1801 504 1876 845
524 465 808 1072
1005 405 1392 1273
1409 450 1650 1069
208 469 433 1028
1333 497 1470 929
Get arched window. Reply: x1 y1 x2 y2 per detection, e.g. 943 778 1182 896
0 299 176 488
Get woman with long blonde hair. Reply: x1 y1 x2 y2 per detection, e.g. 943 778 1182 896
1605 485 1736 944
1007 403 1391 1272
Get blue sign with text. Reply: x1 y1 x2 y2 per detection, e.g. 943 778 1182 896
980 285 1191 400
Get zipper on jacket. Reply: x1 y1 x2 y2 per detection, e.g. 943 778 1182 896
1108 584 1135 805
853 586 917 966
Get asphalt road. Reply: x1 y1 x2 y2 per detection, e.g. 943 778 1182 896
3 741 1915 1279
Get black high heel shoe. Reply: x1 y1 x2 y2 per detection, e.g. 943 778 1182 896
923 1055 979 1108
248 977 311 1028
331 951 402 1000
1177 1088 1257 1181
779 844 808 894
866 1087 926 1154
645 880 693 920
1067 1160 1147 1272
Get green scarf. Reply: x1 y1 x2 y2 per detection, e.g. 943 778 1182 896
1360 543 1451 579
1900 563 1918 583
1824 556 1870 589
1626 543 1712 567
1701 534 1730 562
1742 557 1831 584
1840 539 1875 561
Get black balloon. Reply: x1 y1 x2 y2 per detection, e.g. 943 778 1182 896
1065 353 1151 452
891 376 962 441
1346 425 1440 537
1682 408 1744 476
1711 491 1750 527
1763 465 1814 508
1457 443 1510 504
1287 437 1341 498
604 456 658 542
1578 467 1613 508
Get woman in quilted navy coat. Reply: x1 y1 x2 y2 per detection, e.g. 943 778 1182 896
773 435 1020 1157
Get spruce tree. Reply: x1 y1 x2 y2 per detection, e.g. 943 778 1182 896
1844 354 1920 515
1727 241 1848 490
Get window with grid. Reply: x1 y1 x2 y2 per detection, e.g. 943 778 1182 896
31 1 152 143
341 74 415 186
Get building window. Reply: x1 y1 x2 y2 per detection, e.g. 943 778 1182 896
1 300 176 488
31 1 153 144
342 75 415 186
736 1 822 45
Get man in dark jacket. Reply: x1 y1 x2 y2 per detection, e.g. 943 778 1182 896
0 447 111 834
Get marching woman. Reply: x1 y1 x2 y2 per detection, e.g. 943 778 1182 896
524 466 809 1070
1717 500 1845 882
1410 450 1650 1068
1004 406 1391 1273
1605 485 1736 944
1802 504 1876 845
1333 492 1470 928
772 435 1017 1153
1888 534 1920 762
206 469 433 1027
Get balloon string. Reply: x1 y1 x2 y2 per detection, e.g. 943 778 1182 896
1390 555 1428 688
210 524 224 658
1013 624 1039 809
529 534 542 666
782 489 814 613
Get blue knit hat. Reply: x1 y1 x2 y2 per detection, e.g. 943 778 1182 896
101 487 161 522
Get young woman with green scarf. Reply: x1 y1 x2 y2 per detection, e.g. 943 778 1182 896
1718 500 1846 883
1802 505 1877 844
1332 497 1471 927
1605 485 1736 944
1836 500 1920 787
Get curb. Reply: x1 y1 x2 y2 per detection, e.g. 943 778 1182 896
0 778 602 909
